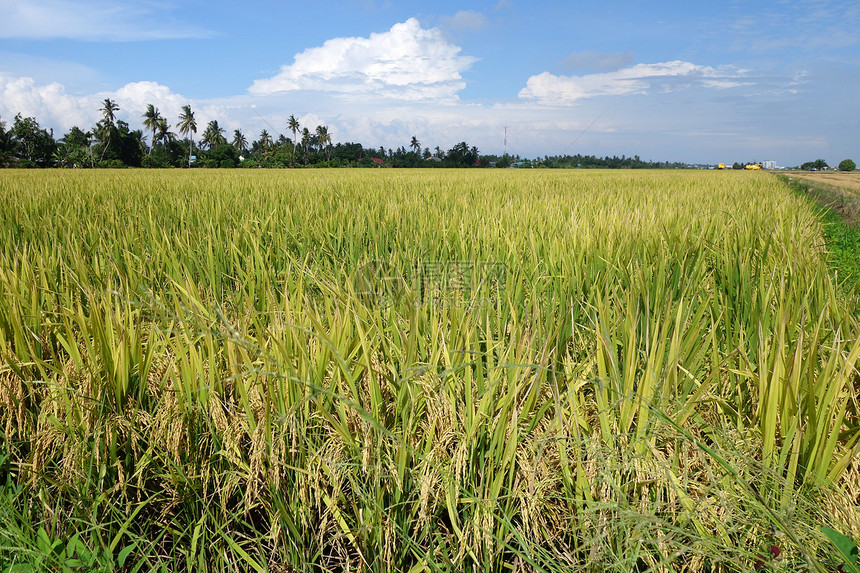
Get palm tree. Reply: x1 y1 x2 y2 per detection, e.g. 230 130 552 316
98 98 119 161
315 125 332 162
301 128 311 164
410 136 420 154
142 104 163 154
232 129 248 154
287 115 300 167
257 129 272 149
211 121 226 147
256 129 273 160
178 105 197 167
129 129 147 158
200 120 226 150
100 98 119 127
155 118 174 147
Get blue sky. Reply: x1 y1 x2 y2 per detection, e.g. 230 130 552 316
1 0 857 166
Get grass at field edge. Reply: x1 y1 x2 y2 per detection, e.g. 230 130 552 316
781 174 860 309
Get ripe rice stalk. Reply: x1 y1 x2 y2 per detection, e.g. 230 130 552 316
2 169 859 570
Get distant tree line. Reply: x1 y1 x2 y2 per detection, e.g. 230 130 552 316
798 159 856 172
0 102 772 170
0 105 491 169
801 159 829 171
533 154 687 169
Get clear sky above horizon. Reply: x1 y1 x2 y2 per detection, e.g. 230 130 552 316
1 0 857 166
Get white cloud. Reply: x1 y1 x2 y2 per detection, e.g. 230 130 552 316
0 0 210 41
519 60 745 105
0 67 758 163
248 18 476 102
0 56 841 167
0 75 90 128
113 82 190 123
0 74 233 140
702 79 747 89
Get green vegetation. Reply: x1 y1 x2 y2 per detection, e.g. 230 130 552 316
0 114 57 168
2 104 693 170
783 174 860 299
839 159 856 172
1 169 859 571
818 209 860 299
503 153 687 169
821 527 860 573
802 159 830 171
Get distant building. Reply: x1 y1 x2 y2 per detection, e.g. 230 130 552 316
763 160 776 170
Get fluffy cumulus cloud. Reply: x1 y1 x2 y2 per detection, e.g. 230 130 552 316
249 18 476 101
0 74 90 128
519 60 747 105
0 74 235 137
112 82 193 125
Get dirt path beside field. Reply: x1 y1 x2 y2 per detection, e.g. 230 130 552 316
785 171 860 227
788 171 860 195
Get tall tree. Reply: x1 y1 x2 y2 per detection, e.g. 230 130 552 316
200 120 226 150
55 126 93 167
60 126 90 150
100 98 119 127
9 114 57 167
256 129 273 160
287 115 300 167
155 118 174 147
410 135 420 154
98 98 120 161
316 125 332 161
121 124 146 166
0 116 18 167
232 129 248 154
141 104 163 154
301 128 311 164
177 105 197 167
257 129 272 149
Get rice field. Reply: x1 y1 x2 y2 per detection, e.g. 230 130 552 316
1 168 859 572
